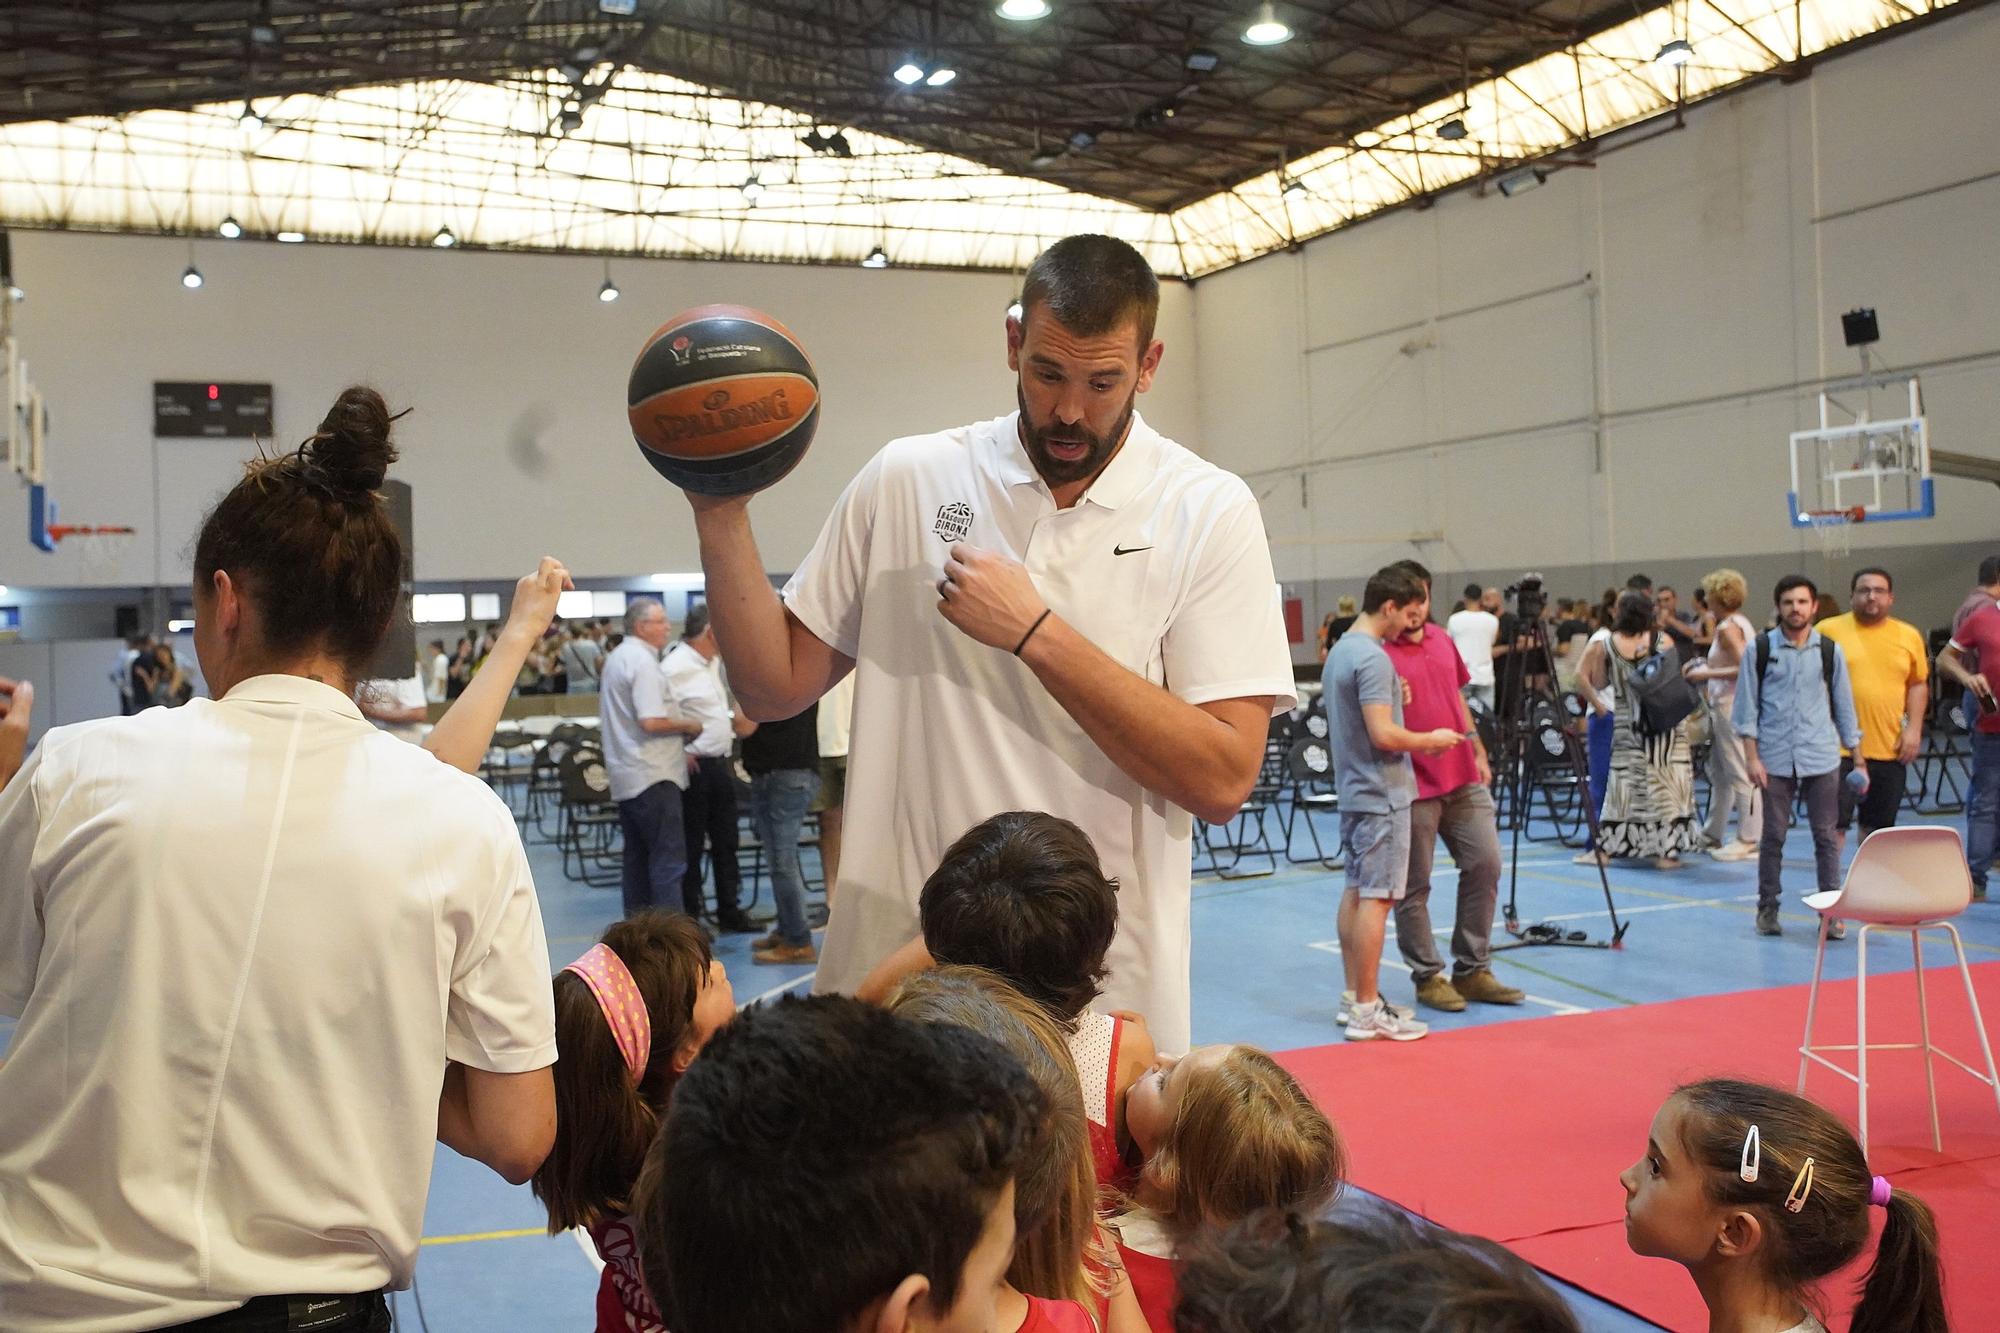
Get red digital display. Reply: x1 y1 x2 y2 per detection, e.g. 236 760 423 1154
208 384 220 400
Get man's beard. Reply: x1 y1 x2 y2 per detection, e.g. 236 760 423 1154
1017 382 1135 489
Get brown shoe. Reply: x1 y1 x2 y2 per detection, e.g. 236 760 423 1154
752 940 817 966
1413 973 1466 1013
1452 967 1525 1006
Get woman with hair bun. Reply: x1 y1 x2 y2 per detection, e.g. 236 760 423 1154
0 387 562 1332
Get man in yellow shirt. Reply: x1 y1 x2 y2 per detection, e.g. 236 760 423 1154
1818 567 1929 845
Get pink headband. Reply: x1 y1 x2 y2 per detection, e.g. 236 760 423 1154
1869 1175 1892 1208
564 943 652 1081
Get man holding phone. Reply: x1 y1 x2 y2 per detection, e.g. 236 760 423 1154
1939 595 2000 902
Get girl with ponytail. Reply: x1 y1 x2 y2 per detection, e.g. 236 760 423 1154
1622 1078 1946 1333
533 912 736 1333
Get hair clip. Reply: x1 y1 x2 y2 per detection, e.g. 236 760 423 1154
1784 1157 1816 1213
1739 1124 1761 1183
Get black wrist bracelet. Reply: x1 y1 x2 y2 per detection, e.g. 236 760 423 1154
1014 609 1052 657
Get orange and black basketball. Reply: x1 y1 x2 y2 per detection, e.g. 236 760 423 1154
627 304 820 496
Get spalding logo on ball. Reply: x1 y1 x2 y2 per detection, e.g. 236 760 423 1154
628 304 820 496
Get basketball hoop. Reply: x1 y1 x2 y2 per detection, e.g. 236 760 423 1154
1802 506 1863 560
47 522 138 578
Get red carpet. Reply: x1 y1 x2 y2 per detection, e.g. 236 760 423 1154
1277 964 2000 1330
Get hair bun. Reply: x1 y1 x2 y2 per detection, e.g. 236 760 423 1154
301 385 400 495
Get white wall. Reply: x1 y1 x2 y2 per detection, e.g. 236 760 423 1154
1196 6 2000 594
3 237 1197 587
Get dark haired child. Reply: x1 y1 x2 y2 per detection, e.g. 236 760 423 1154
856 810 1156 1192
1112 1045 1345 1330
1622 1079 1946 1333
1173 1203 1580 1333
531 913 734 1333
634 995 1045 1333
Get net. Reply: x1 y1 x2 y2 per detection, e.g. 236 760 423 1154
1802 506 1863 560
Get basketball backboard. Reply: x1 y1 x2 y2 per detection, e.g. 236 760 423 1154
1787 374 1933 527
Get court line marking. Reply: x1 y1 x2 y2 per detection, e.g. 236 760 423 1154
1305 939 1590 1016
740 972 816 1007
422 1226 547 1247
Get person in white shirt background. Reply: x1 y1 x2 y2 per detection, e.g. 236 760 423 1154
425 637 450 703
0 386 559 1333
679 233 1293 1054
1445 583 1501 713
662 602 759 932
599 598 706 918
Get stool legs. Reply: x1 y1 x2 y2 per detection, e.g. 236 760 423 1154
1912 930 1940 1152
1856 925 1871 1156
1944 922 2000 1122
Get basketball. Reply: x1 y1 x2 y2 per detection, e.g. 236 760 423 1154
626 304 820 496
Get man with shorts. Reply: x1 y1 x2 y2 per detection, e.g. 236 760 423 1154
1817 568 1927 847
677 234 1293 1052
1324 565 1463 1042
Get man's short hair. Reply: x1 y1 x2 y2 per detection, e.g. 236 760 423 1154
1850 567 1892 592
1361 566 1427 615
682 602 711 639
623 597 664 634
1462 583 1482 602
1773 574 1818 605
636 997 1042 1333
1020 234 1161 350
920 811 1117 1021
1173 1203 1581 1333
1657 585 1676 597
1980 554 2000 586
1624 573 1653 592
1390 559 1430 589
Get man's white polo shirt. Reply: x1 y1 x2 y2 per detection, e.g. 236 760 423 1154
0 674 556 1330
600 637 688 801
785 411 1294 1052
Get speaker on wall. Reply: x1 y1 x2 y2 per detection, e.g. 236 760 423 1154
114 605 140 639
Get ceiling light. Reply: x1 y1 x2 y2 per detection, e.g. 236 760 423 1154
1068 128 1098 152
1185 48 1221 73
598 276 621 303
432 226 456 248
1439 117 1468 141
1654 38 1694 66
4 285 21 303
249 23 277 46
741 174 765 203
276 230 305 243
217 216 243 238
599 0 638 14
998 0 1052 17
925 67 957 87
861 245 889 269
893 63 925 85
1496 167 1547 198
1242 4 1293 45
181 264 204 290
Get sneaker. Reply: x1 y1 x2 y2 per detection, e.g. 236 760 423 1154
1452 968 1526 1006
1709 840 1758 862
752 940 818 966
1755 906 1783 937
1824 918 1847 941
1337 990 1416 1025
1413 973 1467 1013
1345 998 1429 1042
716 912 765 935
1572 849 1607 866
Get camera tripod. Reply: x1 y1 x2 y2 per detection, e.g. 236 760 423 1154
1490 614 1628 951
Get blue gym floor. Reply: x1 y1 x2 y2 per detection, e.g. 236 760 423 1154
5 802 1995 1332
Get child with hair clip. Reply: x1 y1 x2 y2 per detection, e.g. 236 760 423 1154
857 810 1157 1193
1621 1078 1947 1333
532 912 736 1333
1112 1046 1346 1332
889 965 1149 1333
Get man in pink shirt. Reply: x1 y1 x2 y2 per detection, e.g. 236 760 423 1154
1939 592 2000 901
1381 561 1527 1013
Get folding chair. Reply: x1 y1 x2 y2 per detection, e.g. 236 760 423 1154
555 745 623 887
1277 738 1342 868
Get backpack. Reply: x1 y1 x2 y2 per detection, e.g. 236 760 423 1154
1753 632 1836 707
1628 639 1702 738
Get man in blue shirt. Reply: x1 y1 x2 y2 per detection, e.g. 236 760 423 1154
1733 575 1864 936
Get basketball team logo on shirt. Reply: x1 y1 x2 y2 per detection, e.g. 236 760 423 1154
933 501 974 542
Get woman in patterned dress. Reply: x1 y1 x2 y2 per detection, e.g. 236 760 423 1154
1579 591 1700 868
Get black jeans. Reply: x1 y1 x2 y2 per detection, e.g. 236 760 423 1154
618 779 688 918
165 1292 389 1331
1836 756 1907 836
681 755 743 917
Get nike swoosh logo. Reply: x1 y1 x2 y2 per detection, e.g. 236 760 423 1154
1112 544 1153 556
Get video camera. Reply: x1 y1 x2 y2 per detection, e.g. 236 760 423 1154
1504 574 1546 623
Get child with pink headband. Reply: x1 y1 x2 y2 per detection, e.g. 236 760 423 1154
531 913 734 1333
1621 1078 1946 1333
